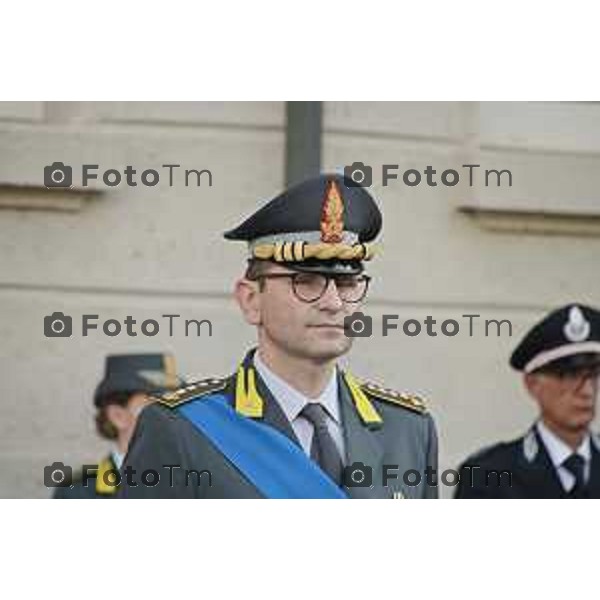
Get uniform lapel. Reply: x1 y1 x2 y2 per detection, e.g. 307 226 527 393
338 372 385 499
586 434 600 497
226 362 303 449
228 352 386 497
95 454 119 496
518 427 566 498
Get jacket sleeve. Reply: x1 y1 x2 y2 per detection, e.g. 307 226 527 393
118 403 199 498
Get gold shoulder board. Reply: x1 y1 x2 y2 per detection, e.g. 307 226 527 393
155 377 228 408
360 380 427 414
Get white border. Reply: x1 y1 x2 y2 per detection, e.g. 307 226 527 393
3 1 600 99
3 500 597 599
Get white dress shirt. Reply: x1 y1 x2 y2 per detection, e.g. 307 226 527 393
254 353 346 461
536 421 591 492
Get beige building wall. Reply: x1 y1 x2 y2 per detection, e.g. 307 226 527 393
1 101 599 497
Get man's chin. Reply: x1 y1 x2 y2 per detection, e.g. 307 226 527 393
304 338 352 362
566 415 595 432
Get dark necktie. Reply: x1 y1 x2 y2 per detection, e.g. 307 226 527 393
300 403 343 485
563 453 586 497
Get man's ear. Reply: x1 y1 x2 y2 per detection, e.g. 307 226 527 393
234 278 262 326
524 373 540 399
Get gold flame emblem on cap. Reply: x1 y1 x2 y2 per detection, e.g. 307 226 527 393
320 180 344 243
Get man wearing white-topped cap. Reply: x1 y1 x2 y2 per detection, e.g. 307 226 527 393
456 304 600 499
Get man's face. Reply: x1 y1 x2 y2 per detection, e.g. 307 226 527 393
526 369 599 433
240 264 366 362
106 392 152 445
126 392 152 422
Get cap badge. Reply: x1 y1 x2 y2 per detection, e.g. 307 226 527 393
563 306 590 343
320 180 344 243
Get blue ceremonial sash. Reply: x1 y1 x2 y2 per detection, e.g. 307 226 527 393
178 395 348 499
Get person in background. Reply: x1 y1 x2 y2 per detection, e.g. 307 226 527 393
52 353 182 498
455 304 600 499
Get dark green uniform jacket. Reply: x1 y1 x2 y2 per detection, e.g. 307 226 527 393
119 351 438 499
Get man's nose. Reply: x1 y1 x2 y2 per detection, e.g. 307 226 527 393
575 373 598 397
317 278 344 310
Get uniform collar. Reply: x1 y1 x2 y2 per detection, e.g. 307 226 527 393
535 420 591 468
110 450 124 471
253 352 340 424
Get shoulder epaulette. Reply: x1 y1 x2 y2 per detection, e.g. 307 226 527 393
155 377 228 408
360 380 427 414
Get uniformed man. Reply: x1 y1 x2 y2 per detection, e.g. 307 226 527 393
455 304 600 499
120 173 439 499
53 353 181 498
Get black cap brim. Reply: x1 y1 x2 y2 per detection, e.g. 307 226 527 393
534 352 600 375
281 258 364 276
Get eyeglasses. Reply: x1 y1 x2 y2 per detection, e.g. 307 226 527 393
254 272 371 303
539 366 600 392
556 367 600 387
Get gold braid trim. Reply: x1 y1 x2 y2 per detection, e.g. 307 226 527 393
253 242 376 262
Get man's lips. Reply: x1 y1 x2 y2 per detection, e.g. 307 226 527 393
309 324 345 329
567 401 595 414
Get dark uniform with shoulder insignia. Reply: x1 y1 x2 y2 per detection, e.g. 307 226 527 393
120 174 438 499
53 353 182 499
455 304 600 499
